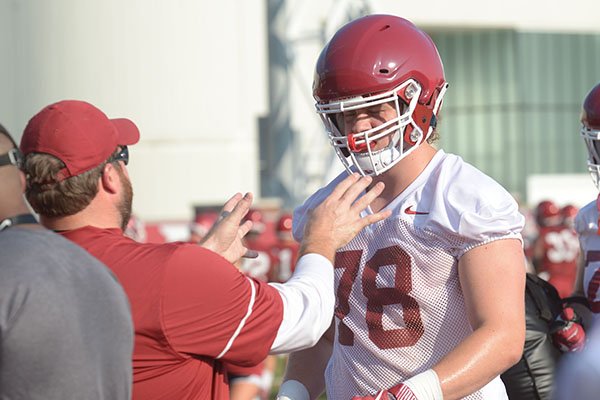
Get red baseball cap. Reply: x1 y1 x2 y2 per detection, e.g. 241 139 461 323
20 100 140 180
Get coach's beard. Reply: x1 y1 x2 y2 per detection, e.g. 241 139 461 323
117 168 134 231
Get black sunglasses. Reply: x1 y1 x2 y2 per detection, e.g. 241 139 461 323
108 146 129 166
0 148 23 168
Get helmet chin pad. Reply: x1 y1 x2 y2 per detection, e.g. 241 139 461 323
354 146 401 176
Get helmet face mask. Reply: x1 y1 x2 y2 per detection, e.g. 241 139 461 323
313 15 448 176
319 80 426 176
582 127 600 190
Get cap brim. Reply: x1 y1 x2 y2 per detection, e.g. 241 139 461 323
111 118 140 146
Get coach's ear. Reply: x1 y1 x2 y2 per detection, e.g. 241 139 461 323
100 163 120 194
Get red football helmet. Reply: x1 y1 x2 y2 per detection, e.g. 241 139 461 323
243 209 266 234
536 200 561 227
313 14 448 176
276 213 293 233
561 204 578 228
581 82 600 189
190 211 218 238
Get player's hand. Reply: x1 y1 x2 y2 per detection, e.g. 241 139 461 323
300 173 391 262
551 307 586 352
351 383 418 400
200 192 256 263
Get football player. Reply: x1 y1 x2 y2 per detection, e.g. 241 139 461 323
571 82 600 328
240 209 279 281
532 200 580 298
270 213 300 283
188 211 219 244
550 83 600 400
278 14 526 400
561 204 578 229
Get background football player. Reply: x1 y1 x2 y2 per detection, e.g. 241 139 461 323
532 200 580 298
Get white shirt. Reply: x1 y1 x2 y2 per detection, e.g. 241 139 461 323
574 200 600 326
293 150 524 399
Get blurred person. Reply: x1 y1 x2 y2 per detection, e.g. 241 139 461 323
0 124 133 399
20 99 390 400
240 208 279 281
500 208 584 399
270 213 301 283
532 200 580 298
188 210 219 244
572 82 600 329
561 204 578 229
124 212 147 242
278 15 526 400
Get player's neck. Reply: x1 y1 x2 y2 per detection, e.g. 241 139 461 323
40 198 122 232
369 144 437 212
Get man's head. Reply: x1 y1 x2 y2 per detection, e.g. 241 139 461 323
536 200 561 228
581 82 600 190
561 204 578 228
313 14 448 176
20 100 139 229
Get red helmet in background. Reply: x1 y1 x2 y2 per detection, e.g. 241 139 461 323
190 211 218 238
244 209 266 234
276 213 293 234
561 204 578 228
313 14 448 176
581 82 600 190
536 200 561 227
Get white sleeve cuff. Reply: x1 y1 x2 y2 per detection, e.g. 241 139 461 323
268 253 334 354
404 369 443 400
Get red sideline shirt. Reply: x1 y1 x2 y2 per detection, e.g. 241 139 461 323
60 226 284 400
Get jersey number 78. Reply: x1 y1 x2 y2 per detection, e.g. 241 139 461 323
334 245 424 349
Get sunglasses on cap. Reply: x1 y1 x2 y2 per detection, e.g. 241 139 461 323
107 146 129 166
0 148 23 169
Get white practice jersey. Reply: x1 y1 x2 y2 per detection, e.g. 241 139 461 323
574 200 600 325
294 150 524 400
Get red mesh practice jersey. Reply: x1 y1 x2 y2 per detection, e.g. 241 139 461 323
575 201 600 320
60 227 283 400
535 225 579 297
294 150 524 399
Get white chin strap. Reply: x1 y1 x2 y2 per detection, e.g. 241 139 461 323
354 147 401 176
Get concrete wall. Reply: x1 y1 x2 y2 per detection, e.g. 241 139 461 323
2 0 267 220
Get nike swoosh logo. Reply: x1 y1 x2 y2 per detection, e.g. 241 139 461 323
404 205 429 215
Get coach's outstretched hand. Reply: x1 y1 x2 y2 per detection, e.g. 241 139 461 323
300 173 391 262
200 192 256 264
